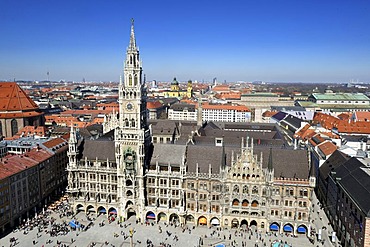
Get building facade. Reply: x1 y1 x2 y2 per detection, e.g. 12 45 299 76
67 20 315 236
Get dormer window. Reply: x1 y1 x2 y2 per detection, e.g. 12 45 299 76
215 138 223 147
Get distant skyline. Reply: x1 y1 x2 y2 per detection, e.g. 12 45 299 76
1 0 370 83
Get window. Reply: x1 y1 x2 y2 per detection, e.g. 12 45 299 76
187 182 195 189
11 119 18 137
252 186 258 194
159 179 167 186
172 180 180 187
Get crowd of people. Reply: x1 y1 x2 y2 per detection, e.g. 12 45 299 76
2 195 321 247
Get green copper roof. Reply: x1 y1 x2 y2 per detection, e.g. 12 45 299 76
241 92 278 97
310 93 370 101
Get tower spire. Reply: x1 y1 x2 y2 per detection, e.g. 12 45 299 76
129 18 136 49
268 146 273 171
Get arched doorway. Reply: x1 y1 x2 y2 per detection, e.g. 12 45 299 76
198 216 207 226
76 204 84 212
297 225 308 234
97 206 107 215
240 219 248 228
270 222 280 232
231 218 239 228
108 207 117 215
169 213 179 224
185 215 194 224
86 205 96 214
210 217 220 226
127 208 136 219
146 211 155 221
157 212 167 222
283 223 294 233
250 220 257 227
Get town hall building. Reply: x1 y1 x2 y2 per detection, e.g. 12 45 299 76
67 20 315 236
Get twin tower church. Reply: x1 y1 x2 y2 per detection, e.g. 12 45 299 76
67 20 315 234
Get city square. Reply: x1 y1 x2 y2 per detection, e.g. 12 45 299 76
0 193 337 247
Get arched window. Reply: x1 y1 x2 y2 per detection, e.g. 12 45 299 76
262 188 267 196
134 75 138 85
131 119 135 127
11 119 18 137
242 199 249 207
251 200 259 207
126 180 133 186
233 185 239 194
125 119 129 127
242 185 248 194
224 185 229 192
232 199 239 206
129 75 133 86
252 186 258 195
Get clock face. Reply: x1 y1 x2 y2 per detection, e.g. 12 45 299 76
126 102 134 111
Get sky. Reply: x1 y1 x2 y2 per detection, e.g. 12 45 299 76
1 0 370 83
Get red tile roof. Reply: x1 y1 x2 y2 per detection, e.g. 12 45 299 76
314 112 370 134
354 111 370 121
318 141 337 157
262 110 278 118
43 137 67 149
293 123 311 139
215 92 241 100
0 147 53 179
4 126 47 140
0 82 39 112
147 101 163 109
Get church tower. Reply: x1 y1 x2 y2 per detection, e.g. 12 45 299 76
187 79 193 98
115 19 152 221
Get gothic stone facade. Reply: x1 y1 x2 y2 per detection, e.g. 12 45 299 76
67 20 314 236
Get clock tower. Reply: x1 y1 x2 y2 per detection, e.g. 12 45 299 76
115 19 152 221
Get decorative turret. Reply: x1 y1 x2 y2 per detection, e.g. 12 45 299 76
67 124 79 193
266 147 274 184
67 124 78 168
